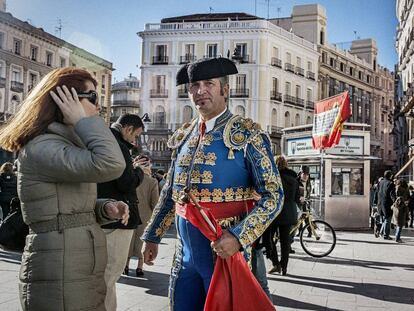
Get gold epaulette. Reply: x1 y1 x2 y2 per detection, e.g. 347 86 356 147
223 115 263 159
167 119 197 158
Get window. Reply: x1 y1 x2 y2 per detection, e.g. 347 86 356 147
340 62 345 72
183 106 193 123
295 113 300 126
46 51 53 66
11 67 21 82
307 88 312 102
296 57 301 67
156 44 167 57
366 75 371 84
154 75 166 91
235 43 247 57
235 105 245 117
285 82 291 95
13 38 22 55
307 61 312 71
358 71 362 80
349 67 354 76
184 44 195 56
0 32 4 49
102 75 106 89
329 57 335 67
295 85 301 99
235 74 246 90
29 72 38 90
0 61 5 77
322 52 327 64
60 57 66 68
284 111 290 127
286 52 291 64
30 45 38 61
207 44 217 58
307 116 312 124
272 77 278 91
271 109 277 126
155 105 166 124
331 167 363 195
272 47 279 58
320 29 325 45
329 78 336 96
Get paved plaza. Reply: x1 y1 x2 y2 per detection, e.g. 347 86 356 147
1 228 413 311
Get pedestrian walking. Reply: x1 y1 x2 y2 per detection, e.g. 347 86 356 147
408 185 414 228
0 162 17 220
378 170 396 240
392 179 410 243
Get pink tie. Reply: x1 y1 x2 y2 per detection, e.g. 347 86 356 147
199 121 206 139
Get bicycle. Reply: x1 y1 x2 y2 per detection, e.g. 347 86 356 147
290 200 336 257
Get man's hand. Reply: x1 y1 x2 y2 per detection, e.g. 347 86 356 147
104 201 129 225
143 242 159 265
210 230 241 259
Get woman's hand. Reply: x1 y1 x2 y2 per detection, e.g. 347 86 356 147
104 201 129 225
50 85 86 125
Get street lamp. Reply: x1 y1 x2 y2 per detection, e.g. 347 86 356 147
142 113 151 123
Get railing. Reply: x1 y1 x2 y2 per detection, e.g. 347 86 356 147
284 94 296 104
295 67 304 76
150 89 169 98
306 101 315 110
10 81 24 93
177 89 188 98
112 100 140 106
270 126 283 134
285 63 295 73
271 57 282 68
307 71 315 80
295 97 305 107
232 54 250 63
230 88 249 98
179 55 196 64
203 54 217 59
145 123 170 130
152 55 169 65
270 90 282 101
0 77 6 87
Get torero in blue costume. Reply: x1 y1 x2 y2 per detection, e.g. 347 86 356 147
142 57 284 311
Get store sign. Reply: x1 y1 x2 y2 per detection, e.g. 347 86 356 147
287 136 364 156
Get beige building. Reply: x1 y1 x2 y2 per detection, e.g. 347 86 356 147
279 4 396 176
111 74 140 123
0 1 113 125
139 12 318 169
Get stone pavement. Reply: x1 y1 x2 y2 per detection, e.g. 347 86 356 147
1 228 414 311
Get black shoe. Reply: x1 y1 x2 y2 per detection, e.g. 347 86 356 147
384 236 393 240
289 249 295 254
281 268 287 276
136 268 144 277
123 266 129 276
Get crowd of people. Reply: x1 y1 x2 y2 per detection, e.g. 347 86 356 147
0 58 411 311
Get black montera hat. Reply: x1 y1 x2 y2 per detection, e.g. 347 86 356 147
176 57 238 86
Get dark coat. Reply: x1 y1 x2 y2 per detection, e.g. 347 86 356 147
391 184 409 227
98 127 144 229
297 175 311 211
0 172 18 205
273 168 300 226
377 178 395 218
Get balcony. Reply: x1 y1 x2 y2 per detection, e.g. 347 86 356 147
295 67 304 76
0 77 6 88
271 57 282 68
177 89 188 98
381 104 388 111
152 55 169 65
179 55 196 64
306 101 315 110
295 97 305 107
145 123 170 130
307 71 315 80
285 63 295 73
232 54 250 64
230 88 249 98
284 94 296 104
150 89 168 98
270 90 282 101
203 54 217 60
10 81 24 93
270 126 283 134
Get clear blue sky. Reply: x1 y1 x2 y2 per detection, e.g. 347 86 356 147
8 0 398 82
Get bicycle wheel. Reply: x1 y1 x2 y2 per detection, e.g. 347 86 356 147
300 220 336 257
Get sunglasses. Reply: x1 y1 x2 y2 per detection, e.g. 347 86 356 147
77 90 98 106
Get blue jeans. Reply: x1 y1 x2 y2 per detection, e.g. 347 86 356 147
251 247 271 299
379 215 392 237
395 226 402 240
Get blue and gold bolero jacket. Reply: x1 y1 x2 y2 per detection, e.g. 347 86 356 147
142 109 284 249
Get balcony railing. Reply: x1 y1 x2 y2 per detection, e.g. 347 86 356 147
152 55 169 65
145 123 170 130
177 89 188 98
271 57 282 68
270 126 283 134
285 63 295 73
230 88 249 98
203 54 217 59
150 89 169 98
306 101 315 110
179 55 196 64
232 54 250 63
307 71 315 80
295 97 305 107
0 77 6 88
10 81 24 93
295 67 304 76
270 90 282 101
284 94 296 104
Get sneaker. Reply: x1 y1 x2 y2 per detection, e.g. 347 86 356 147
268 264 281 274
136 268 144 277
383 236 393 240
396 239 403 243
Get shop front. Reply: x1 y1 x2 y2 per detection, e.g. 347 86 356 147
282 123 375 229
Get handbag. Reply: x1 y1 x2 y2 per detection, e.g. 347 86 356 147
0 197 28 252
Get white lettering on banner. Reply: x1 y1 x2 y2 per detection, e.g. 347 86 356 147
287 136 364 156
312 105 340 136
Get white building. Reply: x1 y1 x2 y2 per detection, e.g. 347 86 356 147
111 74 140 122
138 13 319 155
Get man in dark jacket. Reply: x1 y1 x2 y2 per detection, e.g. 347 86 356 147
97 114 145 311
0 162 18 220
377 170 395 240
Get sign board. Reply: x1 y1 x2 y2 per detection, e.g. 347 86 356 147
286 136 364 156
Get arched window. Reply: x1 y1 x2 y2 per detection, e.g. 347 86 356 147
271 108 278 127
307 116 312 124
295 113 300 126
11 95 20 113
183 105 193 123
284 111 290 128
235 105 245 117
154 105 165 124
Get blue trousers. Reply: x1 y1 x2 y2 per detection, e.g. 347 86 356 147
169 216 215 311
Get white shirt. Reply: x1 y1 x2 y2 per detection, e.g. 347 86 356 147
198 109 227 133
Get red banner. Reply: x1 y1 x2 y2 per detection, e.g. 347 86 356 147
312 91 351 150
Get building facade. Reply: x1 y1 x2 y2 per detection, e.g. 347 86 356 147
111 74 140 122
138 12 319 167
396 0 414 179
280 4 396 177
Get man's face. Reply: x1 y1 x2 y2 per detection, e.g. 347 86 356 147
301 173 309 182
121 126 142 145
188 78 228 121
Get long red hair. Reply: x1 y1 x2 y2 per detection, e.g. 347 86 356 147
0 67 97 152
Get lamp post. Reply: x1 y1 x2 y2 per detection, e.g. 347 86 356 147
140 113 152 152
